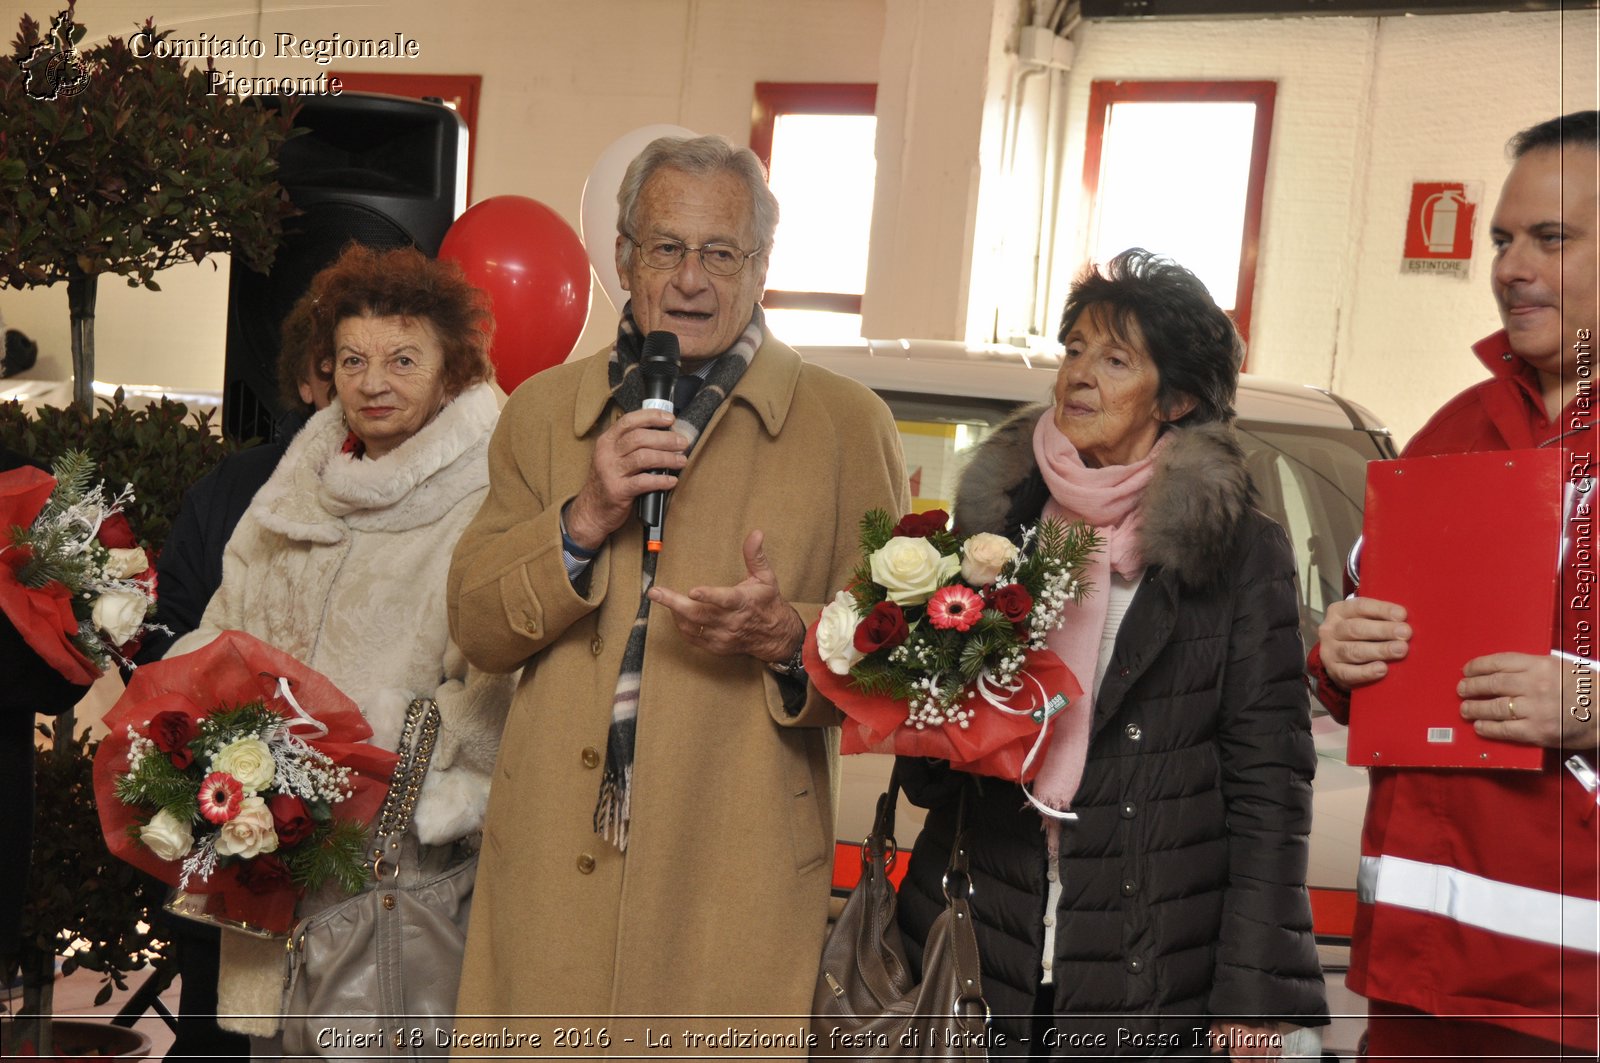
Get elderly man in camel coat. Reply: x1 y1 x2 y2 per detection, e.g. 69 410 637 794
447 134 906 1053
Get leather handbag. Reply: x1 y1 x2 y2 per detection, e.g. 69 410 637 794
813 770 989 1059
281 697 476 1059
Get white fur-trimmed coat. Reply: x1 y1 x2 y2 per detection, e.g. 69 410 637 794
167 382 514 1035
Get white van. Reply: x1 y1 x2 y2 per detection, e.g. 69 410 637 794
798 338 1394 928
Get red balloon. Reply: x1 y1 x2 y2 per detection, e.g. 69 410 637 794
438 196 592 391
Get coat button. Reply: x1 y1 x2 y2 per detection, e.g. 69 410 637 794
590 635 604 655
1118 666 1131 678
1127 957 1143 974
577 853 596 874
581 746 600 769
1125 724 1142 741
1121 879 1138 896
523 619 538 635
1120 802 1137 819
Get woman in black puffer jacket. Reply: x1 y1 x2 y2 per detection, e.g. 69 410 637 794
896 250 1327 1060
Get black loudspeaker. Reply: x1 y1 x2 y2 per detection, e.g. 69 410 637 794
222 92 468 441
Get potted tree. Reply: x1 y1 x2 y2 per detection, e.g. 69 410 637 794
0 9 295 1050
0 394 243 1056
0 5 299 407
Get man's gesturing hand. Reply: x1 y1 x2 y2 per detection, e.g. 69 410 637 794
648 530 805 663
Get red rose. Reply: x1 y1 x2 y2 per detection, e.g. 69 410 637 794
267 794 315 847
987 583 1034 624
149 710 198 769
891 510 949 538
236 854 293 894
853 601 909 653
97 512 137 549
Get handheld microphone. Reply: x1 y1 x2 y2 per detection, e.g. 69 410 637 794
635 331 681 538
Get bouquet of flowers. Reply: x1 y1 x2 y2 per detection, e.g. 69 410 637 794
0 450 157 683
94 631 399 935
804 508 1099 782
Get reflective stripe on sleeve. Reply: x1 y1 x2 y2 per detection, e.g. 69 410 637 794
1358 854 1600 954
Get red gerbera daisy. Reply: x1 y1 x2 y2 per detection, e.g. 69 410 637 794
927 585 984 632
198 771 244 824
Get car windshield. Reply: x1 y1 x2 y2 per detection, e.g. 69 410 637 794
1235 421 1380 651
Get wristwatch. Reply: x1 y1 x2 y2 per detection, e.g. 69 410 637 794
766 641 807 679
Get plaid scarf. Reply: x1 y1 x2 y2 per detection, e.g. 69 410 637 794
593 305 761 851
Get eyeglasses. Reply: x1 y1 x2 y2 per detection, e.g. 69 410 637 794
624 235 762 277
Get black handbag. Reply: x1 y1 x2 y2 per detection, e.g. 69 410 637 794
813 769 988 1059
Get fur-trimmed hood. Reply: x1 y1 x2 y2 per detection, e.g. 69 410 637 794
953 403 1253 589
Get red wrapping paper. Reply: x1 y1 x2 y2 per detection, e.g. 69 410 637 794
94 630 399 934
805 625 1082 783
0 465 100 685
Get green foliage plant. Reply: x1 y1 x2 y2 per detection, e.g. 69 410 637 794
11 721 171 1028
0 393 243 1051
0 390 244 553
0 5 299 407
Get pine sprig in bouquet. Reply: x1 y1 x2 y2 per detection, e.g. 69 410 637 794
805 508 1099 781
115 699 371 900
94 631 399 937
1 449 158 681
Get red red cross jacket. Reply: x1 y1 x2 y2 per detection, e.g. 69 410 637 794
1307 330 1600 1051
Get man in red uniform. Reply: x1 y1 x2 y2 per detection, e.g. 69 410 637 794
1310 110 1600 1061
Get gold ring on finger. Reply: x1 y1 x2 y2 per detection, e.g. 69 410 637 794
698 624 705 638
1507 698 1517 720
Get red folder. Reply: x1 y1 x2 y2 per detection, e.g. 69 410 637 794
1347 448 1563 769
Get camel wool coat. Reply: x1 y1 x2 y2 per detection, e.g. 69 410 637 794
447 333 906 1050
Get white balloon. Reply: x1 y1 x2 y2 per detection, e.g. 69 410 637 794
579 123 697 314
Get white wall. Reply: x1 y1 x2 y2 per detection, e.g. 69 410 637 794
4 0 886 389
862 0 1013 342
6 1 1598 448
1336 11 1597 443
1044 8 1599 444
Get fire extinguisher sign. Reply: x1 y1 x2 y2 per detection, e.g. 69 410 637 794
1401 180 1482 278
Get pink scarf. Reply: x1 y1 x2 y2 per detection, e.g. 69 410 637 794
1029 412 1168 848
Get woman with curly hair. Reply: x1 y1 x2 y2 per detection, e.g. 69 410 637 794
165 242 514 1055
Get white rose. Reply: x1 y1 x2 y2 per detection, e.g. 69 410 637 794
104 547 149 579
91 587 148 646
816 591 865 676
960 532 1020 586
868 536 961 606
213 796 279 859
211 737 277 793
139 808 194 861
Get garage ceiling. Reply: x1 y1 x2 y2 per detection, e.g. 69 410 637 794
1082 0 1596 18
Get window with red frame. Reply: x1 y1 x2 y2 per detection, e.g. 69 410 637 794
1081 80 1275 349
750 81 877 344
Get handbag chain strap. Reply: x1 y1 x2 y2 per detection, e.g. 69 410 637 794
371 697 442 878
943 785 987 1014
